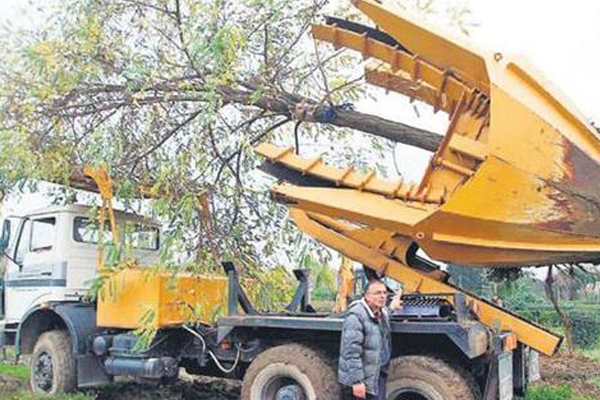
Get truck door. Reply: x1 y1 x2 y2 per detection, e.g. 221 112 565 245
4 217 60 322
0 218 18 319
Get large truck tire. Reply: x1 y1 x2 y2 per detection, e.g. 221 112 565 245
386 355 480 400
29 330 77 396
241 343 340 400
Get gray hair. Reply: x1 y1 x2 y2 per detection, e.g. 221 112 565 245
365 278 385 294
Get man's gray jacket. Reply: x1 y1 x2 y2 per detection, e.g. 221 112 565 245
338 299 392 396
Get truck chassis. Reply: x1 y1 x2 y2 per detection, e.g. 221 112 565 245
2 262 531 400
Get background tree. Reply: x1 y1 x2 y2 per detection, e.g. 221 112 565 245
489 265 600 353
0 0 474 272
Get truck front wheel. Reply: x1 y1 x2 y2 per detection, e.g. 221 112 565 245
241 343 340 400
29 330 77 396
386 356 480 400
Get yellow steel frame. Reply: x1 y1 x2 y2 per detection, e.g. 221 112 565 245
257 142 445 204
311 23 474 115
266 0 600 267
290 209 562 355
83 166 120 271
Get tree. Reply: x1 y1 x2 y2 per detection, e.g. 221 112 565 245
491 264 600 353
545 266 575 353
0 0 473 269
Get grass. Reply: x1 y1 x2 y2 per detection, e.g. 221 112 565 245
581 346 600 362
587 375 600 393
519 384 596 400
0 358 95 400
0 362 28 379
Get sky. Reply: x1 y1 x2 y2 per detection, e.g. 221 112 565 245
1 0 598 117
471 0 600 123
0 0 599 213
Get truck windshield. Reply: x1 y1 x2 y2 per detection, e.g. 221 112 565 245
73 217 159 251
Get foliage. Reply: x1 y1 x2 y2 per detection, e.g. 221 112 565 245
487 267 524 284
504 298 600 349
0 0 473 272
243 264 295 310
519 384 595 400
0 0 479 342
0 0 363 269
301 252 336 301
447 265 491 297
582 342 600 363
523 303 600 349
0 361 29 379
496 273 600 349
497 276 547 312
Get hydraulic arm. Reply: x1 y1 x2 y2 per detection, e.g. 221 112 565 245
263 0 600 268
257 144 562 355
251 0 600 355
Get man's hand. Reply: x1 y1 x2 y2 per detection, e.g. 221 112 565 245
390 288 403 311
352 383 367 399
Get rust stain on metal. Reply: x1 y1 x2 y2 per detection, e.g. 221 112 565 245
542 141 600 236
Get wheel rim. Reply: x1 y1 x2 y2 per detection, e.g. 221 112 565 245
389 388 435 400
275 383 306 400
33 351 54 392
263 377 307 400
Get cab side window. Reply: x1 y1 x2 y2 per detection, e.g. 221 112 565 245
14 220 32 265
31 218 56 252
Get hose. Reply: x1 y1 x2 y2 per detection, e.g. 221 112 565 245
182 325 241 374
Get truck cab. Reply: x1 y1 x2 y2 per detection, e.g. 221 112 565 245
0 204 160 325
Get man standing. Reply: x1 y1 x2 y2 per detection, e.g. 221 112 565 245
338 278 402 399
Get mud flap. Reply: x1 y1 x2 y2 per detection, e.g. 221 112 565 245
77 354 111 388
498 352 514 400
484 350 513 400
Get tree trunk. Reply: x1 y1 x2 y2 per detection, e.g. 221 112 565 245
220 84 444 152
545 266 574 353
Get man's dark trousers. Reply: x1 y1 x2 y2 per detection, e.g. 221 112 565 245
343 372 387 400
367 372 387 400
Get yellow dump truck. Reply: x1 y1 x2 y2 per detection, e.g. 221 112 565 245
4 0 598 399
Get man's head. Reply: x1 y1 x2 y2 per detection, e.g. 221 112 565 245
364 279 387 310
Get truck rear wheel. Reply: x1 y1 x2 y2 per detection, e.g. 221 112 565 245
29 330 76 396
241 343 340 400
386 356 480 400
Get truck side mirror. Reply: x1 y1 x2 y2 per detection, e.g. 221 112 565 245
0 219 11 254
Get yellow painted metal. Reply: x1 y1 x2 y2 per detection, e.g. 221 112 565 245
333 257 354 313
252 0 600 358
97 268 227 329
271 183 433 236
311 23 471 114
416 91 488 197
83 166 120 271
364 62 457 115
256 142 444 203
260 141 600 265
349 0 489 90
276 0 600 267
289 209 562 355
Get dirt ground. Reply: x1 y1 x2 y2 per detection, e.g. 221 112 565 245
93 377 241 400
1 353 599 399
539 352 600 398
0 374 25 398
0 372 241 400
